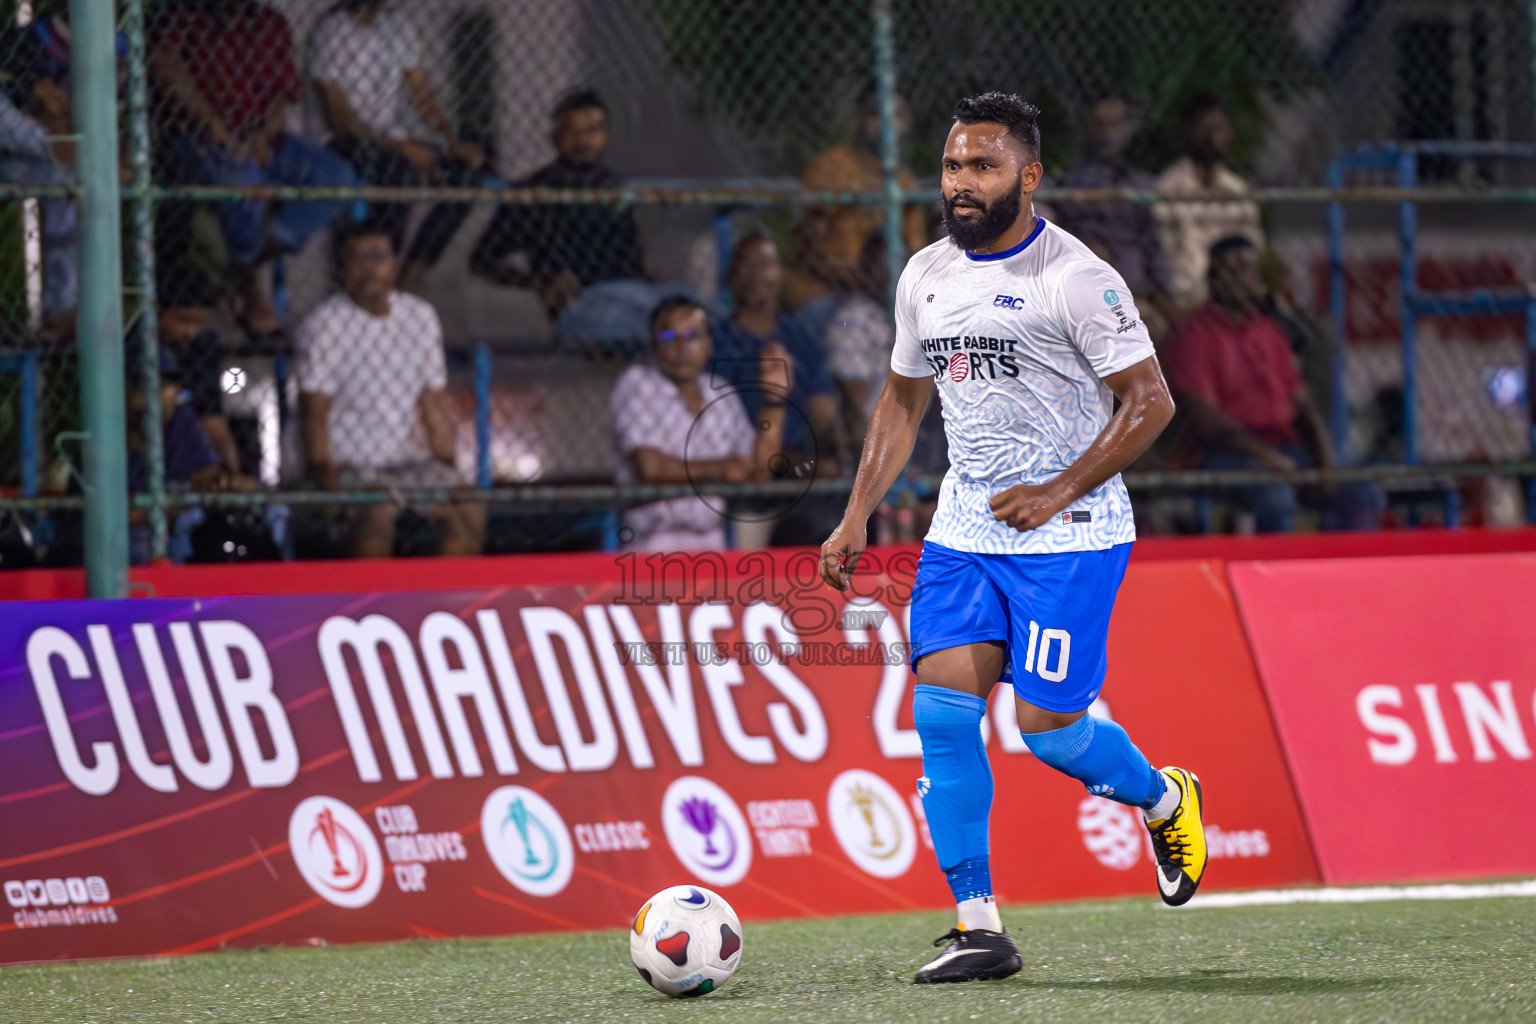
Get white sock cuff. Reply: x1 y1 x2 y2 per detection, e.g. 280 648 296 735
957 895 1002 932
1143 770 1181 823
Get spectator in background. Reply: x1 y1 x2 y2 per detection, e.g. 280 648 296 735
1056 95 1171 340
126 351 256 564
785 90 929 311
154 270 242 474
471 89 644 318
610 297 789 552
0 18 78 337
151 0 359 339
811 281 893 454
308 0 491 294
297 220 484 557
1154 94 1264 315
1166 236 1381 533
714 233 843 476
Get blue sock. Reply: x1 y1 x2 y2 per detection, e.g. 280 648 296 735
912 685 993 901
1021 714 1166 810
945 854 992 902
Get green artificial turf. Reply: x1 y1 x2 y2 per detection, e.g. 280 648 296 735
3 894 1535 1023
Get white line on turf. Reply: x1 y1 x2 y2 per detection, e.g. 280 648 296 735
1181 879 1536 909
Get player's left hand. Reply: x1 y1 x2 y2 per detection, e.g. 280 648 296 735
989 483 1067 533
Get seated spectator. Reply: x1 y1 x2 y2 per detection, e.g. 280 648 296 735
471 89 643 318
296 220 485 557
805 284 892 454
126 352 257 564
714 233 843 472
610 297 789 552
785 90 929 311
0 18 79 337
151 0 359 338
154 270 242 473
1154 94 1264 315
1055 95 1171 340
1165 236 1382 533
309 0 493 293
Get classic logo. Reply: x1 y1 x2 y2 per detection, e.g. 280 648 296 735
481 786 575 897
1076 795 1144 871
826 769 916 878
993 294 1026 310
1102 289 1120 305
288 796 384 908
660 776 752 887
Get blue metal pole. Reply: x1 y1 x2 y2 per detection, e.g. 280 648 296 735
475 341 492 489
1397 150 1418 466
1526 297 1536 523
20 350 38 497
71 0 129 597
714 209 733 305
274 353 290 431
1325 155 1349 457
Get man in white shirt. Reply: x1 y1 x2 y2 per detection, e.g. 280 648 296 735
819 93 1207 983
1154 93 1265 312
308 0 490 291
610 297 790 552
297 221 485 558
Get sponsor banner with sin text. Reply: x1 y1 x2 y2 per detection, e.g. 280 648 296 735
1230 553 1536 885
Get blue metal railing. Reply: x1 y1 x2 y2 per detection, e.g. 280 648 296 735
0 351 41 497
1326 141 1536 523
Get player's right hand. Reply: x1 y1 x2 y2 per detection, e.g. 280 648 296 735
819 519 866 592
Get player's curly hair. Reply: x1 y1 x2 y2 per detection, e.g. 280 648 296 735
953 92 1041 163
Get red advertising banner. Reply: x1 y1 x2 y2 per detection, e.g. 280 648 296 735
1230 553 1536 885
1 553 1317 963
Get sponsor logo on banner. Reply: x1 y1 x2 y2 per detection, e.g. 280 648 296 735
747 799 818 857
1077 796 1143 870
6 876 117 928
661 776 752 887
1078 796 1272 869
826 769 916 878
375 804 467 894
573 821 650 853
480 787 574 898
289 796 384 908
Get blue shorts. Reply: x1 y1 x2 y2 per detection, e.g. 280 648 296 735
907 540 1132 713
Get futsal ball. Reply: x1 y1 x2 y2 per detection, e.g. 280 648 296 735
629 884 743 997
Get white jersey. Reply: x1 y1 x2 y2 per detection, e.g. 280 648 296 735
890 218 1156 555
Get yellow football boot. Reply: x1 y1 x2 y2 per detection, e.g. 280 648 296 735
1147 767 1206 907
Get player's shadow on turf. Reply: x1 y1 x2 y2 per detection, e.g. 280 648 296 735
1021 970 1400 997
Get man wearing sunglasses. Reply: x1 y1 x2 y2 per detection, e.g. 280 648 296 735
610 297 791 552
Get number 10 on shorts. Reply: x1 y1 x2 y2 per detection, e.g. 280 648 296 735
1023 621 1071 682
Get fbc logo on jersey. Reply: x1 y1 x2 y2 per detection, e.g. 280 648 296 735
993 294 1026 310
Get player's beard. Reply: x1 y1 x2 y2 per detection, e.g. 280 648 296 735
941 173 1024 252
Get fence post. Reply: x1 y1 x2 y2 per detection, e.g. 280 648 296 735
1325 154 1348 458
125 0 166 562
70 0 128 597
1396 149 1418 466
871 0 905 314
475 341 492 489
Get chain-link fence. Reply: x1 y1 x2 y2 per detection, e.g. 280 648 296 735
3 0 1536 584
